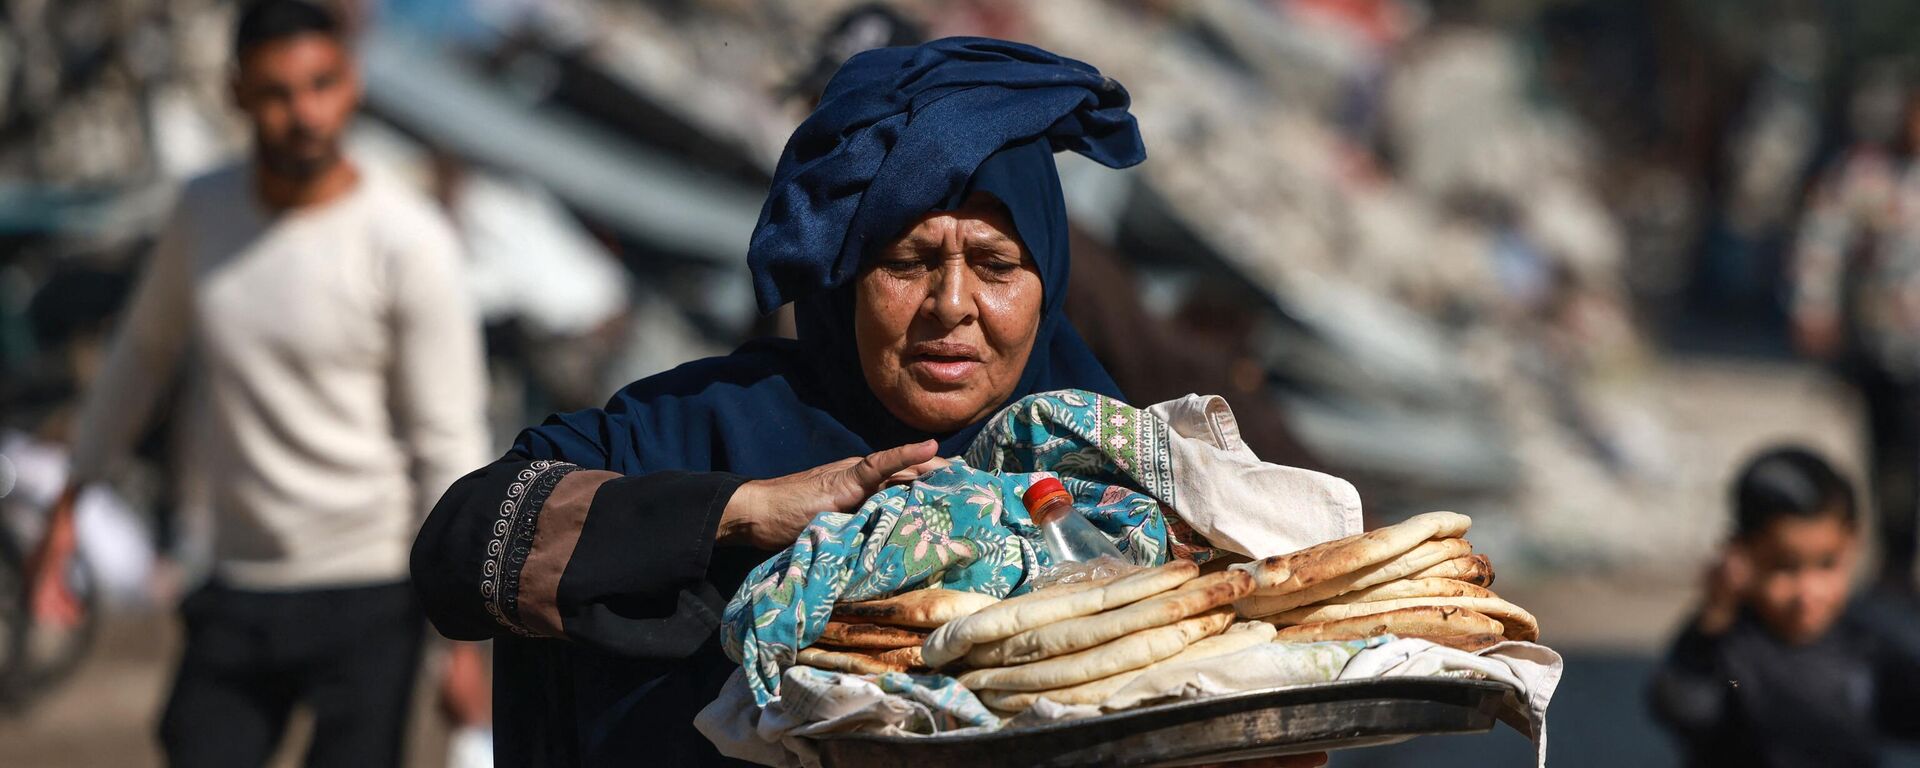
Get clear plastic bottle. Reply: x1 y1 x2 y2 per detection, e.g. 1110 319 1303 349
1022 476 1124 563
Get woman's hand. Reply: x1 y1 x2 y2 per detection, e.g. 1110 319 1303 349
717 440 948 550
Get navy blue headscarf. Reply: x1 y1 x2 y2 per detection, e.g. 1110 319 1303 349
513 37 1144 478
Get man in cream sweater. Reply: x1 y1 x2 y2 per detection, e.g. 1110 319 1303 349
26 2 490 765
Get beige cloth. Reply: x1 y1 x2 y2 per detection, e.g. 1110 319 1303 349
70 162 490 589
696 637 1562 768
1145 394 1361 558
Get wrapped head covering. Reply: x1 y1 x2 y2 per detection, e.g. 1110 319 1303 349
750 36 1146 311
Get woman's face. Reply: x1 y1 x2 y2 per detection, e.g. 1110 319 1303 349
855 193 1044 433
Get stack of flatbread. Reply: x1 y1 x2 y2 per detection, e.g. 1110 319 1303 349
1233 511 1538 651
794 589 1000 675
917 560 1264 715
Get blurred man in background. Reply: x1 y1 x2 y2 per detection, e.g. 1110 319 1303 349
22 1 491 765
1791 83 1920 596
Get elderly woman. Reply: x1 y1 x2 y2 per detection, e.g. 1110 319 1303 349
413 39 1144 765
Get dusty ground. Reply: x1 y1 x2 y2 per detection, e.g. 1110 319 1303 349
0 617 453 768
0 357 1880 766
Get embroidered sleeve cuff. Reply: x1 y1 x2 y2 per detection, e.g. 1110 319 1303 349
515 468 622 636
481 460 580 636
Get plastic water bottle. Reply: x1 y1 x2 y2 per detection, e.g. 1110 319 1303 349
1023 476 1124 563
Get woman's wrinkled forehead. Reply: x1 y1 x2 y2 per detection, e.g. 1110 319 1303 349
886 193 1026 254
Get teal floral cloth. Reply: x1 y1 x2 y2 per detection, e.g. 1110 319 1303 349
721 390 1220 706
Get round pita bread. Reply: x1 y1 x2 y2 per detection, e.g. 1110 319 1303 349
1320 577 1496 605
816 622 929 649
1407 633 1507 653
958 607 1232 692
1240 512 1471 594
924 561 1200 668
965 570 1254 667
831 589 1001 629
975 621 1275 711
873 645 926 670
1268 596 1538 642
1235 538 1472 617
796 646 909 675
806 644 929 671
1269 606 1504 644
1406 554 1494 587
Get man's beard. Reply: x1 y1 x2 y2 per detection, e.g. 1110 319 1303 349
257 130 340 181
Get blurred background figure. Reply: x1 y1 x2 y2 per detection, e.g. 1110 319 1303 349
4 0 1920 766
1648 447 1920 767
16 1 491 765
1791 75 1920 596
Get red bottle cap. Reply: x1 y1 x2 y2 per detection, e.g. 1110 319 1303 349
1022 476 1073 521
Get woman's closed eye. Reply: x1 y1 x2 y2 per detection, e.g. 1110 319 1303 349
878 256 932 276
875 246 948 275
972 253 1024 279
876 251 1024 278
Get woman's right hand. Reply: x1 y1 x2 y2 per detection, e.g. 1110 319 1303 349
717 440 948 550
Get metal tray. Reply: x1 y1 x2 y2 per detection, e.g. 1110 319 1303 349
810 678 1511 767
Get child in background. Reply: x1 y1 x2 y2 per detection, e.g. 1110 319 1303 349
1649 447 1920 767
